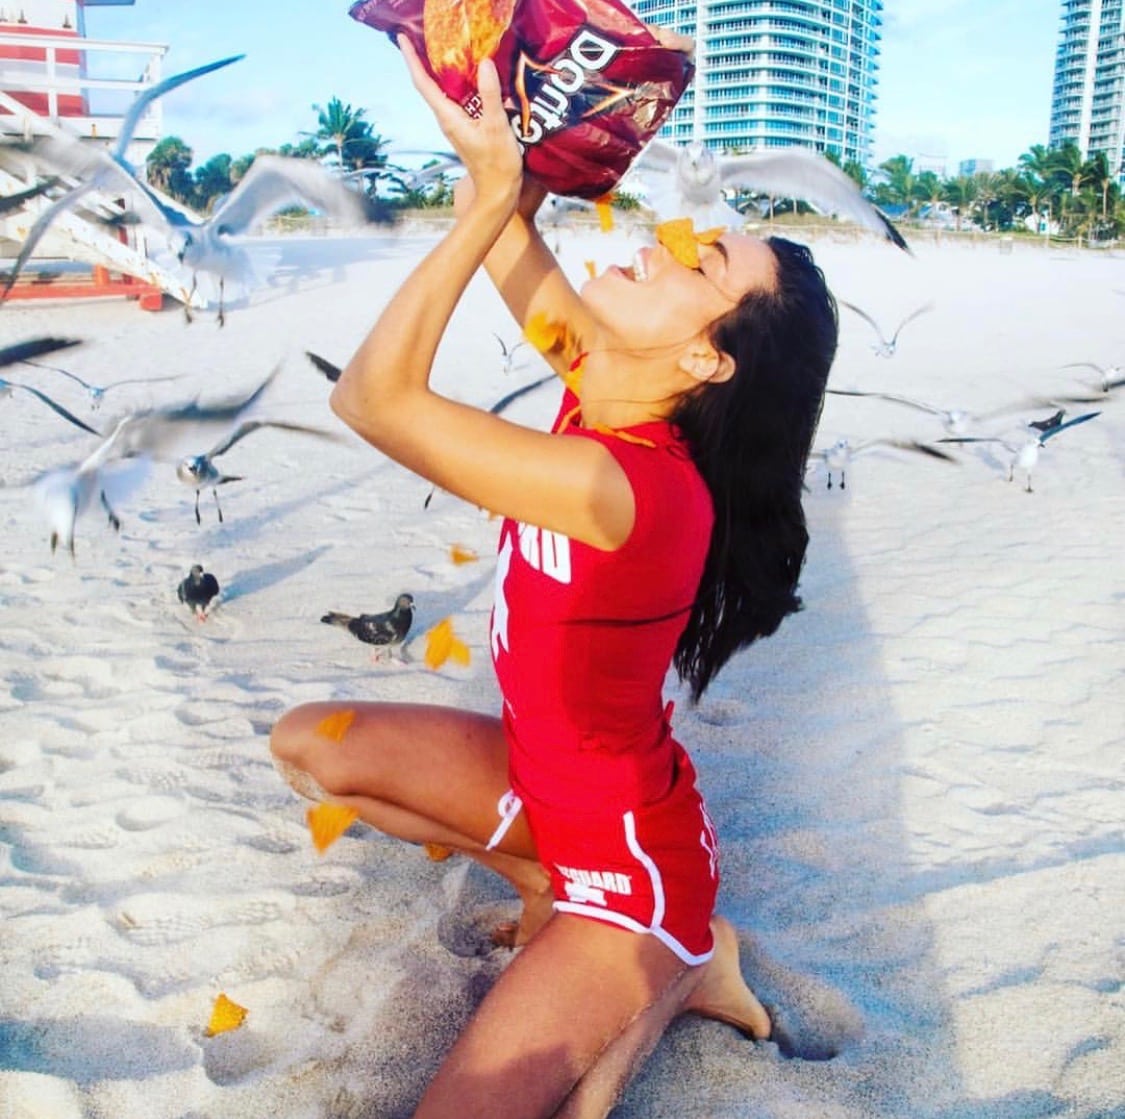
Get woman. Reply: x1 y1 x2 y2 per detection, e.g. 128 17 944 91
271 39 837 1118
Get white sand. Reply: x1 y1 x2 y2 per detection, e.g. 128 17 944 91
1 223 1122 1118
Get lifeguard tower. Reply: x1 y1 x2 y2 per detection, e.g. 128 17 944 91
0 0 192 308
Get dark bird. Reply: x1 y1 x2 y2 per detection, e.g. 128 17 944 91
808 436 957 490
322 593 415 659
178 564 220 620
1027 409 1066 433
0 176 60 216
938 411 1101 492
0 336 81 369
838 301 934 357
632 139 909 249
176 418 342 524
305 350 341 383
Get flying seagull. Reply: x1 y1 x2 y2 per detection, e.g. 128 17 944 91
493 332 528 375
19 357 182 410
938 410 1101 493
0 375 102 435
176 418 342 524
837 301 934 357
1055 361 1124 400
826 386 1059 436
322 592 415 659
631 140 909 249
808 437 957 490
178 564 220 620
2 54 245 302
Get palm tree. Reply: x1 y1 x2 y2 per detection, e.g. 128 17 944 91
942 175 977 232
308 97 390 180
145 136 194 203
194 152 233 212
872 154 915 209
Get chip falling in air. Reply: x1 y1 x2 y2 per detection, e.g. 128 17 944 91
449 544 479 565
424 617 471 670
655 217 725 270
307 802 360 853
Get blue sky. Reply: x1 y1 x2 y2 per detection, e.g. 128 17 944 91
86 0 1063 176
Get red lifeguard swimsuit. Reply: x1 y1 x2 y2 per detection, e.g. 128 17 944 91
489 391 720 963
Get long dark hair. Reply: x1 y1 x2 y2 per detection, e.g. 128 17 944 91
671 236 837 702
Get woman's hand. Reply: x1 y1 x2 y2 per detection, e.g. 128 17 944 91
399 37 522 214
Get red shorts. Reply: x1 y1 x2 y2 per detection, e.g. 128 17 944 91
491 743 719 964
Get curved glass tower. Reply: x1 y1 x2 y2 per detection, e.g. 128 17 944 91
630 0 882 167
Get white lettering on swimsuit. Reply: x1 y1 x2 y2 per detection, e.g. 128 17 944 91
556 864 633 907
517 522 571 584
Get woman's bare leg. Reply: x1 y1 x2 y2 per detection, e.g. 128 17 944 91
413 913 693 1119
680 915 772 1038
554 916 771 1119
270 701 552 943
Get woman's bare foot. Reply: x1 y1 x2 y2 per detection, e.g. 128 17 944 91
492 879 555 948
680 915 772 1040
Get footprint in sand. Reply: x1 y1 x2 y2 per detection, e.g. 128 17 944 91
737 931 865 1061
115 796 187 832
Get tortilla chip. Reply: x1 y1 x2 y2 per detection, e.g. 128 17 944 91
425 617 471 669
655 218 726 269
450 543 479 565
316 709 356 743
307 802 360 853
205 993 248 1037
594 195 615 232
424 842 454 861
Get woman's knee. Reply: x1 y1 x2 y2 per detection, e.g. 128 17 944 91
270 704 341 801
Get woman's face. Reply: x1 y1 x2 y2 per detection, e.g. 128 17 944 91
581 233 778 355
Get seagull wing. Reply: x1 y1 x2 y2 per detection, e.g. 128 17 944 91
0 177 60 215
889 303 934 343
206 418 341 459
937 435 1018 453
0 336 81 369
0 378 102 435
209 155 368 236
112 365 282 458
1 155 177 299
1059 361 1104 375
305 351 342 383
21 358 92 391
1038 410 1100 443
114 55 245 165
826 388 939 416
853 438 958 462
631 139 681 174
837 300 886 343
716 148 909 250
488 373 555 415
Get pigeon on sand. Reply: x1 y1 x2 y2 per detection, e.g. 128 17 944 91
322 593 415 659
178 564 220 620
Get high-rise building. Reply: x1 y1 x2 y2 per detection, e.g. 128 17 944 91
630 0 883 167
1049 0 1125 184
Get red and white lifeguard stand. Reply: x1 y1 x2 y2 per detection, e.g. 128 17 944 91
0 0 193 309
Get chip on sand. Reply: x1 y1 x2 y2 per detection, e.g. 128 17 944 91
205 993 248 1037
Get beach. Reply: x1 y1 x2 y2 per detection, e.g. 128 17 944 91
1 223 1123 1118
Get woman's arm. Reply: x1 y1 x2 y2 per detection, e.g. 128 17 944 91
329 42 633 551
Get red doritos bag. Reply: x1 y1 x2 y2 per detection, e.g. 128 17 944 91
348 0 693 199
